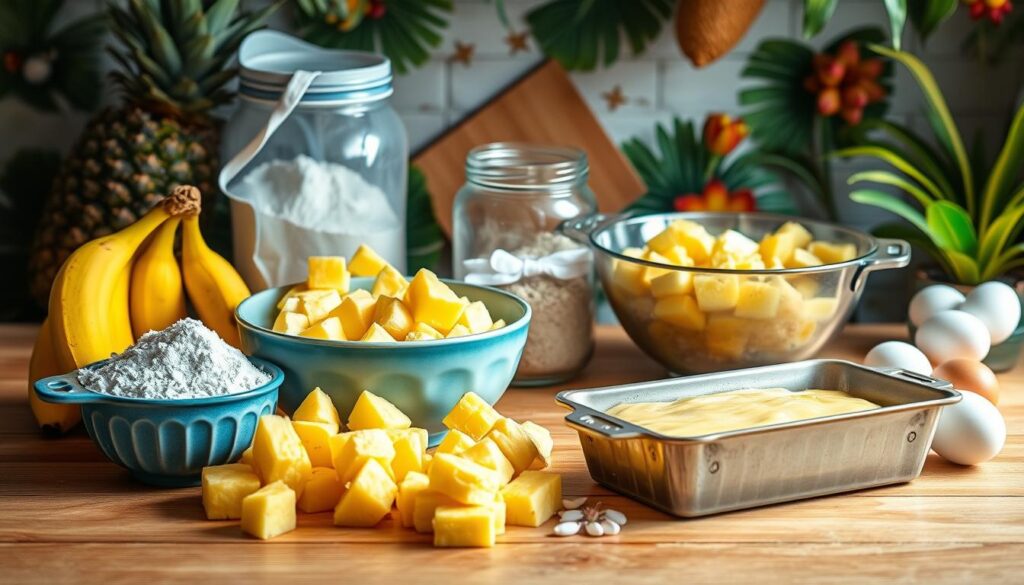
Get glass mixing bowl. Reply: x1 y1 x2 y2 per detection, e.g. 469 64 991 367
562 212 910 374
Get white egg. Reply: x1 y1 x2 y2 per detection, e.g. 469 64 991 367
915 310 991 364
960 281 1021 345
863 341 933 375
908 285 966 326
931 390 1006 465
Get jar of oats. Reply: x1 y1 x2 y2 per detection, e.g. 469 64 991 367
453 143 596 385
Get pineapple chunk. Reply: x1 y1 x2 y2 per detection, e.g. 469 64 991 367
645 226 680 255
808 241 857 264
662 245 694 267
733 255 766 270
804 297 839 321
391 430 425 482
411 322 444 338
360 323 396 342
611 247 648 296
428 453 501 506
796 320 817 345
693 274 740 312
372 295 414 340
670 220 715 263
307 256 350 292
776 221 813 248
705 314 750 359
490 319 506 330
349 244 391 277
734 281 782 320
413 489 460 533
297 466 343 513
436 429 475 455
273 311 309 334
791 277 821 299
759 233 797 266
333 458 397 527
347 390 412 431
299 316 345 341
396 471 431 528
446 324 472 338
443 391 502 440
405 331 440 341
653 295 707 331
202 463 261 520
641 250 674 285
433 506 496 548
521 421 553 469
371 265 409 298
331 429 396 483
500 471 562 527
785 248 823 268
713 229 760 259
406 269 468 333
485 418 539 475
491 493 507 535
252 415 312 498
300 289 343 324
241 481 296 540
650 270 693 298
275 284 306 310
240 445 255 468
292 387 341 430
327 289 376 340
292 420 336 468
456 301 494 333
280 296 300 313
386 427 429 449
462 437 515 485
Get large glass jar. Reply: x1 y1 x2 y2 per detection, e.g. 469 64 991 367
221 31 407 290
453 143 597 385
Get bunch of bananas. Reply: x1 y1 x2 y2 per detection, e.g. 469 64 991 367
29 185 251 433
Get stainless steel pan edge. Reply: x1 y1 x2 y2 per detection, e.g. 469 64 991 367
555 359 961 517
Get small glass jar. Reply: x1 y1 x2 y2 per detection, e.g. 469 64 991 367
221 31 407 289
453 143 596 385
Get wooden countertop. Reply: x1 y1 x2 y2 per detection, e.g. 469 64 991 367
1 323 1021 584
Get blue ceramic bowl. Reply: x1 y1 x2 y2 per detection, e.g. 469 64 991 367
34 358 283 487
235 277 531 447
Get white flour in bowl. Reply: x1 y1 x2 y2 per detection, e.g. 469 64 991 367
77 318 270 399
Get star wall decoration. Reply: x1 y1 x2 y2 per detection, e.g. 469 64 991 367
505 30 529 55
601 85 627 111
449 41 475 66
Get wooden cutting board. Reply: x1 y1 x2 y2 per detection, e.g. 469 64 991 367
412 60 646 236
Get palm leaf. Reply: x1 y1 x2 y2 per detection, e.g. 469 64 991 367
977 203 1024 274
802 0 838 39
979 102 1024 231
833 145 945 200
847 118 954 196
926 200 977 255
850 189 932 237
525 0 671 72
908 0 957 43
847 170 933 208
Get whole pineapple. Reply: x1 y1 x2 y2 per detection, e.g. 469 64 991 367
28 0 278 306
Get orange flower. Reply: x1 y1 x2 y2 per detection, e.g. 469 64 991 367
674 180 756 212
804 40 886 126
703 114 749 156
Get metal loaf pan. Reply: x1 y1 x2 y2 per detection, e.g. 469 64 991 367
556 360 960 518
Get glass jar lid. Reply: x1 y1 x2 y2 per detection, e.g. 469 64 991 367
238 30 392 105
466 143 588 191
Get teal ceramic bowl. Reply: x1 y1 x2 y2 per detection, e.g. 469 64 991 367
235 277 531 447
34 358 283 487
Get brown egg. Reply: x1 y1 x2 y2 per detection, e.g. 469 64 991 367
933 358 1000 405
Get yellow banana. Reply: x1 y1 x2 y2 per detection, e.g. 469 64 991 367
28 317 81 433
182 215 251 347
130 217 186 338
48 186 201 372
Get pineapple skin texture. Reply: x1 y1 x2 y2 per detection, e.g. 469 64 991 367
29 107 218 306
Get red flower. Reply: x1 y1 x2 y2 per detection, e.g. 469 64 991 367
804 40 886 126
964 0 1013 24
674 180 757 212
703 114 749 156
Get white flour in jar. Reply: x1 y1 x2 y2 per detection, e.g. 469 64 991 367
237 154 405 286
500 233 594 379
77 318 270 399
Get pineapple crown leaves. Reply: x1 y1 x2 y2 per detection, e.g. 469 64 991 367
0 0 106 112
525 0 672 72
293 0 453 75
622 117 794 215
106 0 282 118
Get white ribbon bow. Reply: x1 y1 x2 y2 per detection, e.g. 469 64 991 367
463 248 592 286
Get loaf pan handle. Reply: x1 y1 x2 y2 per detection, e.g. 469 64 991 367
563 405 647 439
880 367 955 390
850 238 911 291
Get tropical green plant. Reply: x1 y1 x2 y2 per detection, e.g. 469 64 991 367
740 27 892 221
525 0 672 71
838 45 1024 285
622 116 794 215
802 0 908 47
406 165 445 272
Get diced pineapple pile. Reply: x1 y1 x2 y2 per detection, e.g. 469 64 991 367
202 388 561 547
272 244 507 342
609 220 848 360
